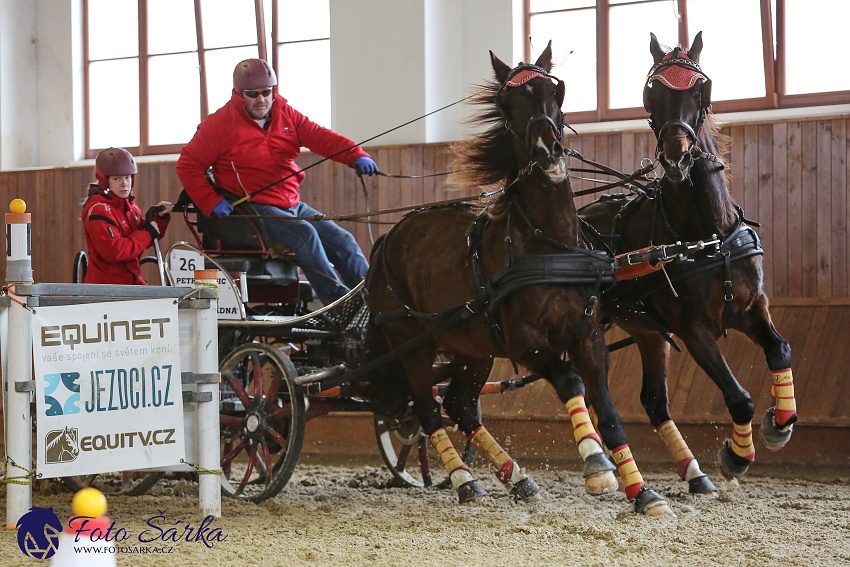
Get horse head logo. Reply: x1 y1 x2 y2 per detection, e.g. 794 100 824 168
45 427 79 464
16 506 63 559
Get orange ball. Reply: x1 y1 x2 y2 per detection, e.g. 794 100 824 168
72 487 108 518
9 198 26 214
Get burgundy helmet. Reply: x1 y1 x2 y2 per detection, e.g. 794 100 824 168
233 58 277 90
95 147 137 189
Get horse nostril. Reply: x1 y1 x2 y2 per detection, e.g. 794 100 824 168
553 141 564 158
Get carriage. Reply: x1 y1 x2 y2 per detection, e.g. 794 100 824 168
66 35 796 513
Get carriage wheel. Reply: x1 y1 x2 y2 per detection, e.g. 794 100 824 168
374 401 480 489
61 471 165 496
72 251 88 283
219 342 305 503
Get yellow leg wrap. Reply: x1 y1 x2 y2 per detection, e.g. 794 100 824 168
731 421 756 461
566 396 602 445
612 445 645 501
429 428 465 473
771 369 797 414
657 421 695 478
469 426 511 468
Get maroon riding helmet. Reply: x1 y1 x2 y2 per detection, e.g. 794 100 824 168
95 147 138 190
233 58 277 91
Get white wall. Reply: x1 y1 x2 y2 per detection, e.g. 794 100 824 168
0 0 525 169
0 0 39 169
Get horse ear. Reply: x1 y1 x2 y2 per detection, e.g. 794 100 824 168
534 40 554 72
700 78 712 108
650 32 665 63
688 31 704 62
490 50 512 84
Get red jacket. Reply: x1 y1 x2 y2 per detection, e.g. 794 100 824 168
176 91 371 215
81 187 170 285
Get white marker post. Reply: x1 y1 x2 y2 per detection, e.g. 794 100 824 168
5 199 33 528
194 270 221 517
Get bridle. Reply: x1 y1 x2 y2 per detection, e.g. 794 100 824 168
643 50 711 158
497 64 567 154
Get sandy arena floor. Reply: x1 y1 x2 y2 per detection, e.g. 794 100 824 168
2 459 849 567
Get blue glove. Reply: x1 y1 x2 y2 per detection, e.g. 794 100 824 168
354 156 378 176
212 199 234 218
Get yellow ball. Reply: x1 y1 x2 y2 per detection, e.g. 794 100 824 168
9 198 26 214
72 487 108 518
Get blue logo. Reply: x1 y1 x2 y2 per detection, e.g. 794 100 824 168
16 506 63 559
43 371 81 415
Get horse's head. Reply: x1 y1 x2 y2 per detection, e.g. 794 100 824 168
491 41 567 182
643 32 713 181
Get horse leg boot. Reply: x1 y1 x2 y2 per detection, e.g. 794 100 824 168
566 395 618 495
656 421 717 494
469 426 541 502
760 368 797 451
429 428 487 504
719 420 756 479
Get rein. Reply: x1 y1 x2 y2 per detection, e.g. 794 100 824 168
227 94 474 207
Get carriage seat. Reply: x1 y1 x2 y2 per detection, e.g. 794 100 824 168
177 190 299 287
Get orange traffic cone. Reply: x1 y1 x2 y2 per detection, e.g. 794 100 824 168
48 487 116 567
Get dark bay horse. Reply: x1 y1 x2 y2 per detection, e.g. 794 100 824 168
363 42 672 515
580 32 796 493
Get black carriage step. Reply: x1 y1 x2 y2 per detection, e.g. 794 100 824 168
293 364 347 387
221 399 245 412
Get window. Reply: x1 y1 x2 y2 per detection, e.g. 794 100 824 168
84 0 331 158
525 0 850 123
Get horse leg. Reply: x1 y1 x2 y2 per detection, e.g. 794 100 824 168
528 332 672 516
534 353 616 496
442 356 541 502
402 347 488 504
633 333 717 495
679 329 756 479
733 297 796 451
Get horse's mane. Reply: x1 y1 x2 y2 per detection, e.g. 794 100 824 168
699 112 731 181
447 79 518 195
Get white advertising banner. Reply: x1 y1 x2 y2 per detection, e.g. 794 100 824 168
32 299 185 478
169 249 242 319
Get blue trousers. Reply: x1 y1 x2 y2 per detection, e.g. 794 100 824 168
253 202 368 305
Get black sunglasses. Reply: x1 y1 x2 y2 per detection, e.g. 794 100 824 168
243 88 272 98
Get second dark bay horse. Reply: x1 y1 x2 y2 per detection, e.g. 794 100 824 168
580 32 796 494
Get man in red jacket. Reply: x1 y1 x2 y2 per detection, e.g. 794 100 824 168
176 58 378 305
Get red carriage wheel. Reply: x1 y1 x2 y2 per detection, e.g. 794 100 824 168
219 342 305 502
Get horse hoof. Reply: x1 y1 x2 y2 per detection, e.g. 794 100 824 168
718 439 751 480
634 487 676 517
510 476 541 503
583 452 618 495
758 407 795 452
457 480 488 504
584 470 619 495
687 474 718 495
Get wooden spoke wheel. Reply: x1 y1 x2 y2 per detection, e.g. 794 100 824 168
219 342 305 502
62 471 165 496
374 401 479 488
